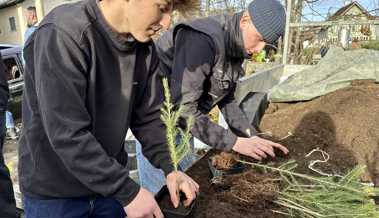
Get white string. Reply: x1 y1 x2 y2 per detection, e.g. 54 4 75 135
305 148 343 178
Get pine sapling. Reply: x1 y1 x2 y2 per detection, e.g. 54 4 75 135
161 78 194 171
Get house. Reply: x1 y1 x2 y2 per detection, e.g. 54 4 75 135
327 1 379 43
0 0 81 45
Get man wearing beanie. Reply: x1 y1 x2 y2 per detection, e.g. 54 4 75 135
156 0 289 159
135 0 289 194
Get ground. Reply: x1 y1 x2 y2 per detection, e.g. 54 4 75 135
3 135 22 209
4 81 379 216
186 81 379 217
261 80 379 184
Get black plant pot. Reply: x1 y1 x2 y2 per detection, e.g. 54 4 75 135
155 185 197 218
208 157 245 179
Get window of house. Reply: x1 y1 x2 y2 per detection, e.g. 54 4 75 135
9 17 17 32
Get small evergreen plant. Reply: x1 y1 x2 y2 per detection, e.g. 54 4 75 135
161 78 194 171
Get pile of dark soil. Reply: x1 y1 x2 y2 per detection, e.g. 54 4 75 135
261 81 379 184
185 81 379 217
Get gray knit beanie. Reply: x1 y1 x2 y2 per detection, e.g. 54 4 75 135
248 0 286 44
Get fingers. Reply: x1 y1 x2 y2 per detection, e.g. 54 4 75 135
180 181 196 207
182 185 196 207
248 150 262 160
167 180 179 208
192 180 200 192
252 136 289 158
256 143 275 158
183 173 200 194
189 180 199 196
253 145 268 158
270 141 289 154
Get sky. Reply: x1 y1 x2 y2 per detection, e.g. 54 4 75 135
302 0 379 21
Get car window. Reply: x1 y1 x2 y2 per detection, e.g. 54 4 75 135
2 56 22 82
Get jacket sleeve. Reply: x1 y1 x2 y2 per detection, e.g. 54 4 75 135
130 45 174 176
217 86 258 138
171 28 237 151
30 25 140 207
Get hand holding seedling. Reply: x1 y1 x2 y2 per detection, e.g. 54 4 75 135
166 171 200 208
232 136 289 160
161 78 199 209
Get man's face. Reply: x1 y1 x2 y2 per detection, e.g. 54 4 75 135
126 0 173 42
26 10 38 27
240 12 266 56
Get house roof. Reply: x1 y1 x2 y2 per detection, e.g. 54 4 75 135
329 1 377 21
0 0 25 9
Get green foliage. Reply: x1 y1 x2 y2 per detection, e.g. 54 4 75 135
238 160 379 218
161 78 194 171
361 41 379 51
252 50 266 63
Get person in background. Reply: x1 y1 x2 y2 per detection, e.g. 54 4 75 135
24 6 38 43
0 53 18 218
5 6 40 141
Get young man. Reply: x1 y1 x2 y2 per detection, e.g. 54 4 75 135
156 0 289 159
24 6 38 43
0 54 18 218
20 0 199 217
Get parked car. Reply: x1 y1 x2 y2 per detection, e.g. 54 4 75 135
0 44 24 119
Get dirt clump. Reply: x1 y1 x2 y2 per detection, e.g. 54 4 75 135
211 152 240 170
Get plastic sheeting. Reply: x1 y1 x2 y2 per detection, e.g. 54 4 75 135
269 48 379 102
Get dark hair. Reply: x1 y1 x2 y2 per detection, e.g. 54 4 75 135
27 6 36 12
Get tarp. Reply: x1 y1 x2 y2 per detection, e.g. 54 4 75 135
269 48 379 102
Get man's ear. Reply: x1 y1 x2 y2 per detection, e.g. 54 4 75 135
240 11 251 30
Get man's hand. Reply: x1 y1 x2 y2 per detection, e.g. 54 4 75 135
124 187 164 218
232 136 289 160
166 171 199 208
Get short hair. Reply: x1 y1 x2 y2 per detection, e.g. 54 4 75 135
27 6 36 12
173 0 199 17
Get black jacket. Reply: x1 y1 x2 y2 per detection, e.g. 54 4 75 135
0 53 9 113
19 0 173 206
156 13 257 151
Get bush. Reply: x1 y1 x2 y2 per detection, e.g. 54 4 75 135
361 40 379 50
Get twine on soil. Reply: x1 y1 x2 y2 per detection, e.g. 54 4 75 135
305 148 343 178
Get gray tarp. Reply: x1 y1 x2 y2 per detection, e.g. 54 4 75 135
269 48 379 102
